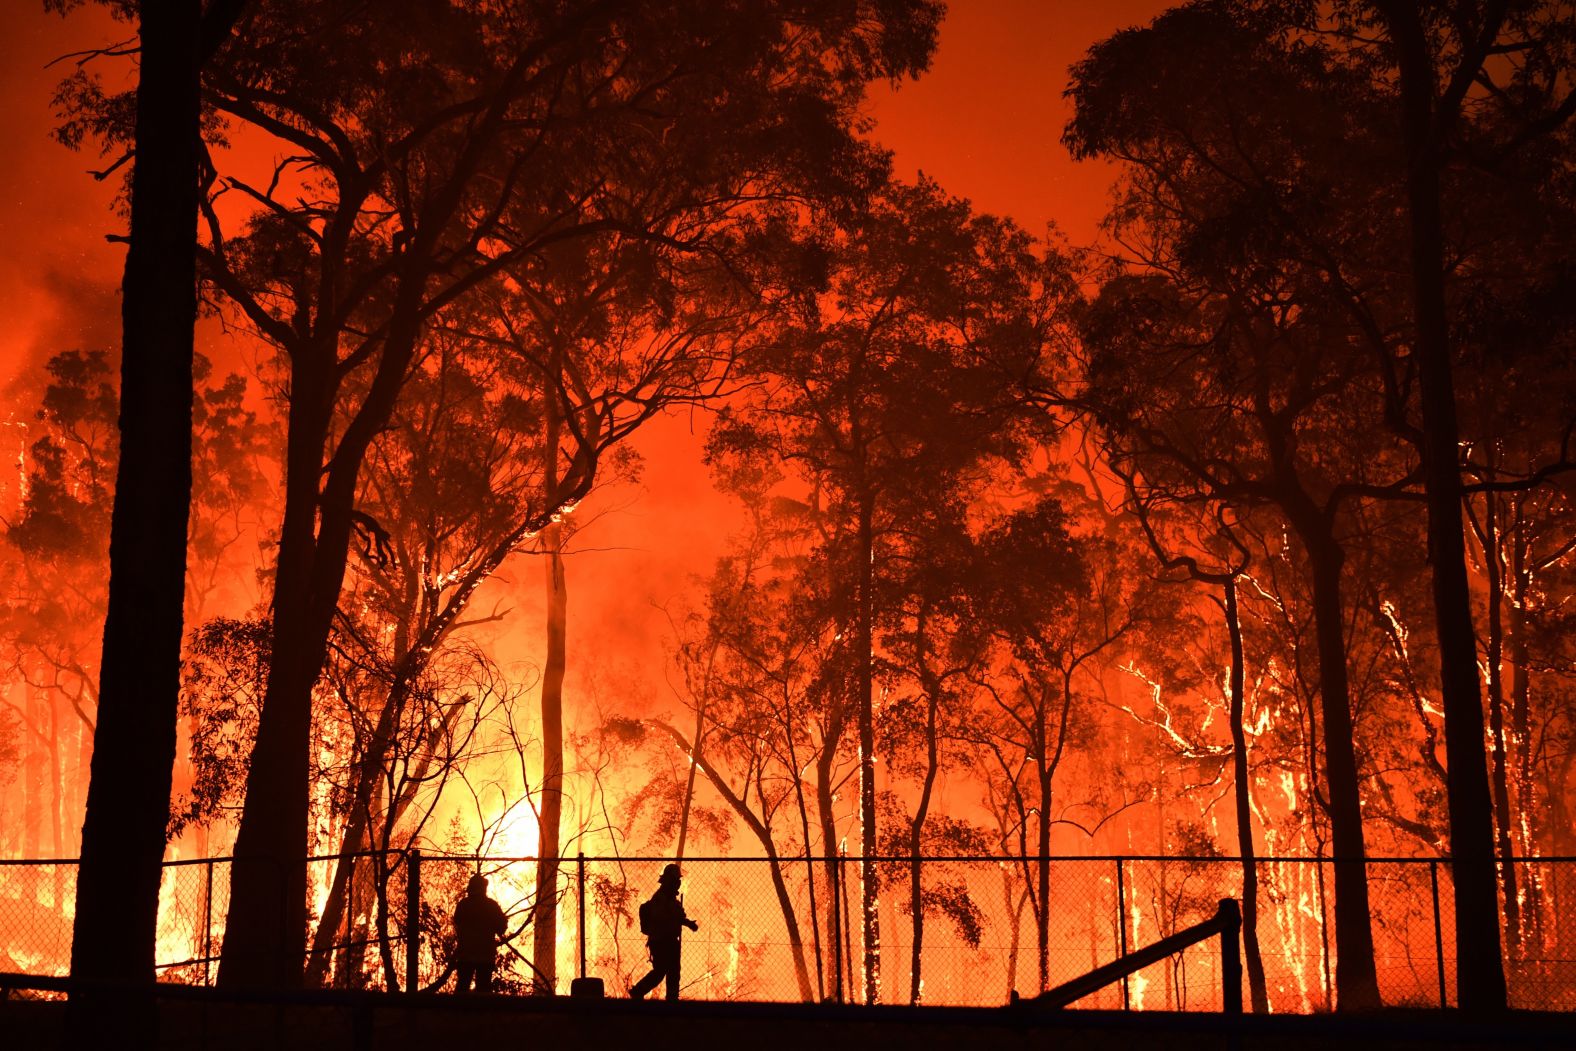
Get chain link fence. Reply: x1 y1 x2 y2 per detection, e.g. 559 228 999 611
4 853 1574 1010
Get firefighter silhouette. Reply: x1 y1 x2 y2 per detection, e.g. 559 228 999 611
452 873 507 993
630 863 699 999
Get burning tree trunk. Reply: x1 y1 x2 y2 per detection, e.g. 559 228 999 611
854 492 881 1003
1468 491 1521 944
1507 504 1541 941
1034 683 1053 994
1123 497 1267 1010
305 676 416 987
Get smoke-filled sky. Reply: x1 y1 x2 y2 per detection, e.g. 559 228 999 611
0 0 1169 720
1 7 125 400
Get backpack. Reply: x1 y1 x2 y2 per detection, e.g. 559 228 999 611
638 897 656 936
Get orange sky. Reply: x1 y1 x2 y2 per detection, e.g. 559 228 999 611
869 0 1165 243
581 0 1170 689
0 0 1171 719
0 1 1166 379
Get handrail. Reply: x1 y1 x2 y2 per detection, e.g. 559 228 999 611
1015 898 1242 1013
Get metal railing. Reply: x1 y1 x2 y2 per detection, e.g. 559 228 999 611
1021 897 1243 1011
4 853 1575 1010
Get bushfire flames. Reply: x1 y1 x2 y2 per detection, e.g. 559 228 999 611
0 0 1573 1028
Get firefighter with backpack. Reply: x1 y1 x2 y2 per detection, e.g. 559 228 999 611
630 863 699 999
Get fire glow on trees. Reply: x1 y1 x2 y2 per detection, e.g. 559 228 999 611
0 0 1573 1020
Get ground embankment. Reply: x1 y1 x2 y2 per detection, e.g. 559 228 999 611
3 987 1572 1050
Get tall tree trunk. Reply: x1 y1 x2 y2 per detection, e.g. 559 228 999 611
306 673 418 985
1003 873 1025 999
69 4 202 1044
533 363 568 993
49 697 65 904
676 699 705 859
854 494 881 1003
24 688 44 868
783 693 825 1001
1301 526 1381 1009
1381 5 1509 1011
815 712 844 1000
220 351 339 988
764 851 816 1001
1224 578 1268 1012
1476 499 1520 944
1035 692 1051 995
1507 506 1540 942
907 610 940 1005
222 237 440 985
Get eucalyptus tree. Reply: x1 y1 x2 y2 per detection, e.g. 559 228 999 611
721 179 1051 1001
1343 0 1576 1004
47 0 248 1010
483 229 777 989
875 492 995 1004
1105 482 1269 1011
1 349 262 866
1066 8 1427 1006
1071 0 1576 1007
1076 268 1404 1007
966 497 1154 996
655 441 851 1000
296 328 544 985
175 0 943 987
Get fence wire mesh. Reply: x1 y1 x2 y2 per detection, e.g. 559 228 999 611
4 853 1575 1010
0 860 73 977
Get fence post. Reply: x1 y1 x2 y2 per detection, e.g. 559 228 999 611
405 849 421 993
577 852 587 980
1116 857 1130 1010
1430 860 1447 1007
1218 897 1242 1015
204 858 214 987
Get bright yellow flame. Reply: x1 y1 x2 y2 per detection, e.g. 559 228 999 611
490 805 541 859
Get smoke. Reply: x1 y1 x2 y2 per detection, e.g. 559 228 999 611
0 4 129 402
0 267 122 406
